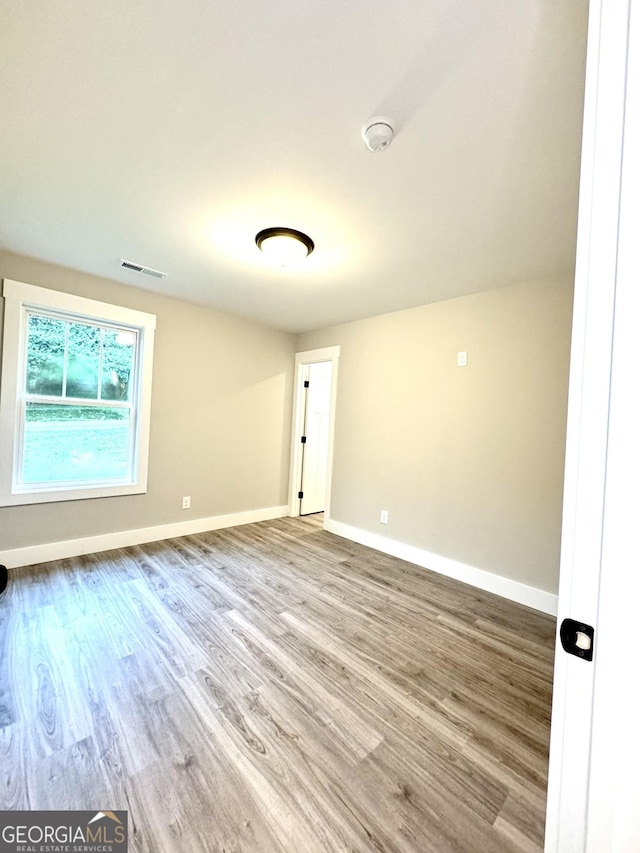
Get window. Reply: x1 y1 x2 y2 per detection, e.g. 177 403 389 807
0 279 156 506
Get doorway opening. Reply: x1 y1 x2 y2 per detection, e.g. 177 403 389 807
288 346 340 522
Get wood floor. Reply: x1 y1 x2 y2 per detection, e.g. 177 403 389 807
0 516 555 852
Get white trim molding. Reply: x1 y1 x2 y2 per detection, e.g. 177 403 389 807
545 0 640 848
288 345 340 518
1 504 289 569
325 518 558 616
0 279 156 506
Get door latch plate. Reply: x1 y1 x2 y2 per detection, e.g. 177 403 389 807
560 618 594 661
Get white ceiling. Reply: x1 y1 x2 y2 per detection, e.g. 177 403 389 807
0 0 588 333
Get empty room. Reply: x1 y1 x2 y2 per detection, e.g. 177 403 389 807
1 1 638 851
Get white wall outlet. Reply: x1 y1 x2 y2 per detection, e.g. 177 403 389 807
457 351 468 367
182 496 191 509
380 510 389 524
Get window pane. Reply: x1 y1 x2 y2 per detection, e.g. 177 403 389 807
22 403 131 484
26 314 65 396
101 328 135 401
66 322 100 399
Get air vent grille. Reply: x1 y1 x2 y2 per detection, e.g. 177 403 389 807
120 259 167 279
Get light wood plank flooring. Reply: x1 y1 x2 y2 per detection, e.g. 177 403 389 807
0 516 555 852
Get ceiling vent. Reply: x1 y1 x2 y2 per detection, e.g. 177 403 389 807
119 259 167 279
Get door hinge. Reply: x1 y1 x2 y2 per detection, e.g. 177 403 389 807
300 435 307 443
298 491 304 499
560 618 594 661
304 380 310 388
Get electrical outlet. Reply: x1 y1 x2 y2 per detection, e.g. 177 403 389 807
457 351 468 367
182 496 191 510
380 510 389 524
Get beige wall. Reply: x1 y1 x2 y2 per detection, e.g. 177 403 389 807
1 252 572 595
0 252 295 551
298 276 573 594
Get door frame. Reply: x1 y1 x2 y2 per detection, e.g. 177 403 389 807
288 346 340 519
545 0 638 848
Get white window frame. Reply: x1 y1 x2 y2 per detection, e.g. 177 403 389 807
0 279 156 506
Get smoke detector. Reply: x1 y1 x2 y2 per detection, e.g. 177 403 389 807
361 116 395 152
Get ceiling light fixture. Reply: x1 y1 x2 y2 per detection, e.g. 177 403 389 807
255 227 314 266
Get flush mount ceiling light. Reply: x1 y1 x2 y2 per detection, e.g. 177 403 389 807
255 227 314 266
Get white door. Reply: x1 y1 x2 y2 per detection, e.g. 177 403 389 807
545 0 640 850
300 361 332 515
288 346 340 520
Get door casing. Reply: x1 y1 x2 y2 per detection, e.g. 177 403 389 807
288 346 340 520
545 0 639 848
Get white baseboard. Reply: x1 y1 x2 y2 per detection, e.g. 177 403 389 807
324 518 558 616
2 508 558 616
2 505 289 570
